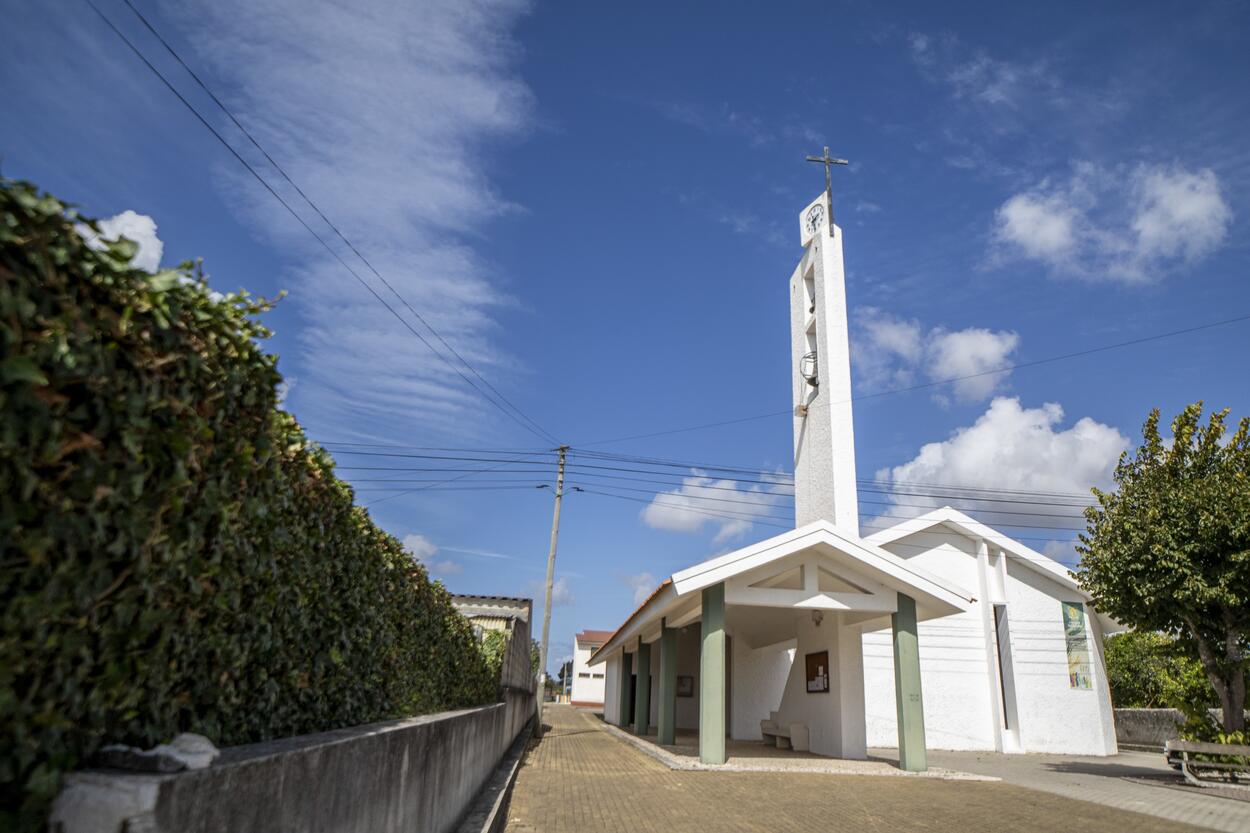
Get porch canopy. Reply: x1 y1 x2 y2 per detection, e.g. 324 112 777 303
588 519 972 770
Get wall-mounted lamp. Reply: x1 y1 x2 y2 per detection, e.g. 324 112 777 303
811 610 824 627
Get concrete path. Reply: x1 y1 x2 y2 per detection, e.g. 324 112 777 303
885 747 1250 833
504 706 1221 832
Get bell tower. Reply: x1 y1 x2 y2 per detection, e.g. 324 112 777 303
790 190 859 533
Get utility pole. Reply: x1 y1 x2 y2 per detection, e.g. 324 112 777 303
535 444 568 737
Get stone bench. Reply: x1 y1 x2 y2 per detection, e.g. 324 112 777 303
759 712 809 752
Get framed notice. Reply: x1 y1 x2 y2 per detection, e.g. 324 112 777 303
1062 601 1093 690
676 675 694 698
805 651 830 694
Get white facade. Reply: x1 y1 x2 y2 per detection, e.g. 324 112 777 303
862 511 1118 755
791 192 859 533
591 187 1117 760
570 631 611 707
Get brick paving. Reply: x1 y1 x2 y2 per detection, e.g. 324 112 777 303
505 706 1219 832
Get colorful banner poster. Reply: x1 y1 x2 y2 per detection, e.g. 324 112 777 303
1062 601 1093 689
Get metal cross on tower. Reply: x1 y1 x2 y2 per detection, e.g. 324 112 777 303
805 146 849 202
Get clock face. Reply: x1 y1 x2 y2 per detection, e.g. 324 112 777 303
805 203 825 235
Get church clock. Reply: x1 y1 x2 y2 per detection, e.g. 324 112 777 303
804 202 825 236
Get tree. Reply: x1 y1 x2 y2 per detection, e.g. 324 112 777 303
1103 631 1215 709
1077 403 1250 733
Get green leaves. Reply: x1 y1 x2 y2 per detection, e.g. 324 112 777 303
0 357 48 386
0 179 497 832
1077 402 1250 734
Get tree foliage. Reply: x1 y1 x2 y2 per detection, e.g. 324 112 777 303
0 179 497 829
1077 403 1250 733
1103 630 1215 709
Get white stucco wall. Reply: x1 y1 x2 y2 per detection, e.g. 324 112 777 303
863 527 1117 755
570 638 607 706
730 638 795 740
1003 559 1117 755
603 652 621 725
772 615 867 759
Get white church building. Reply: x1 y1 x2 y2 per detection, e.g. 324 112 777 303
588 186 1118 769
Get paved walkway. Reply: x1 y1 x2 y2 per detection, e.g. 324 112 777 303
911 747 1250 833
505 706 1221 832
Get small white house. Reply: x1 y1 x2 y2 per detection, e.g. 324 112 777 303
588 190 1118 768
570 630 613 708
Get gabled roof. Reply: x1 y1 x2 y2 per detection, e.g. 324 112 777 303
863 506 1087 597
588 519 973 665
575 629 615 644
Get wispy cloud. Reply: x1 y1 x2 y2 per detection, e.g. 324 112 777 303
909 32 1064 112
621 572 658 606
403 532 463 577
174 0 535 441
527 575 575 607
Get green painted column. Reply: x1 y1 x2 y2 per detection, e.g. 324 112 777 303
617 651 633 728
657 621 678 745
893 592 927 772
634 641 652 735
699 583 727 764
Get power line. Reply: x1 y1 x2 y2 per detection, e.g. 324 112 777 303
575 312 1250 447
91 0 559 445
575 448 1097 501
362 451 556 508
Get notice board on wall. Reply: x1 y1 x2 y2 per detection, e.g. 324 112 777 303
805 650 830 693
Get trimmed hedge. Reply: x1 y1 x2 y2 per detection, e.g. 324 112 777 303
0 180 497 829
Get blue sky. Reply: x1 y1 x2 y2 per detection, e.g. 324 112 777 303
4 0 1248 673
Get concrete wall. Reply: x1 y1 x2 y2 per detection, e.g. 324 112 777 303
1114 709 1185 750
1113 709 1249 750
730 638 795 740
773 614 867 759
51 692 534 833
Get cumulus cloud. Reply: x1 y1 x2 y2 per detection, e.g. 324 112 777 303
403 533 462 577
173 0 535 441
993 163 1231 282
872 397 1128 534
852 308 1018 403
622 572 658 606
926 327 1020 403
80 210 164 271
640 470 788 545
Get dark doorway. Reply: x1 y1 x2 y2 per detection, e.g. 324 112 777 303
629 673 637 724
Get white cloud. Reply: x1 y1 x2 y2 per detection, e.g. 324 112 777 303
174 0 535 440
852 308 1018 403
993 163 1231 282
909 32 1060 111
80 210 164 271
1131 167 1231 262
872 397 1128 532
528 576 575 607
402 532 461 576
640 470 788 544
622 572 658 606
926 327 1020 403
995 193 1078 262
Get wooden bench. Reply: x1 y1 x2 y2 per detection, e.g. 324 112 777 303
1165 740 1250 788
